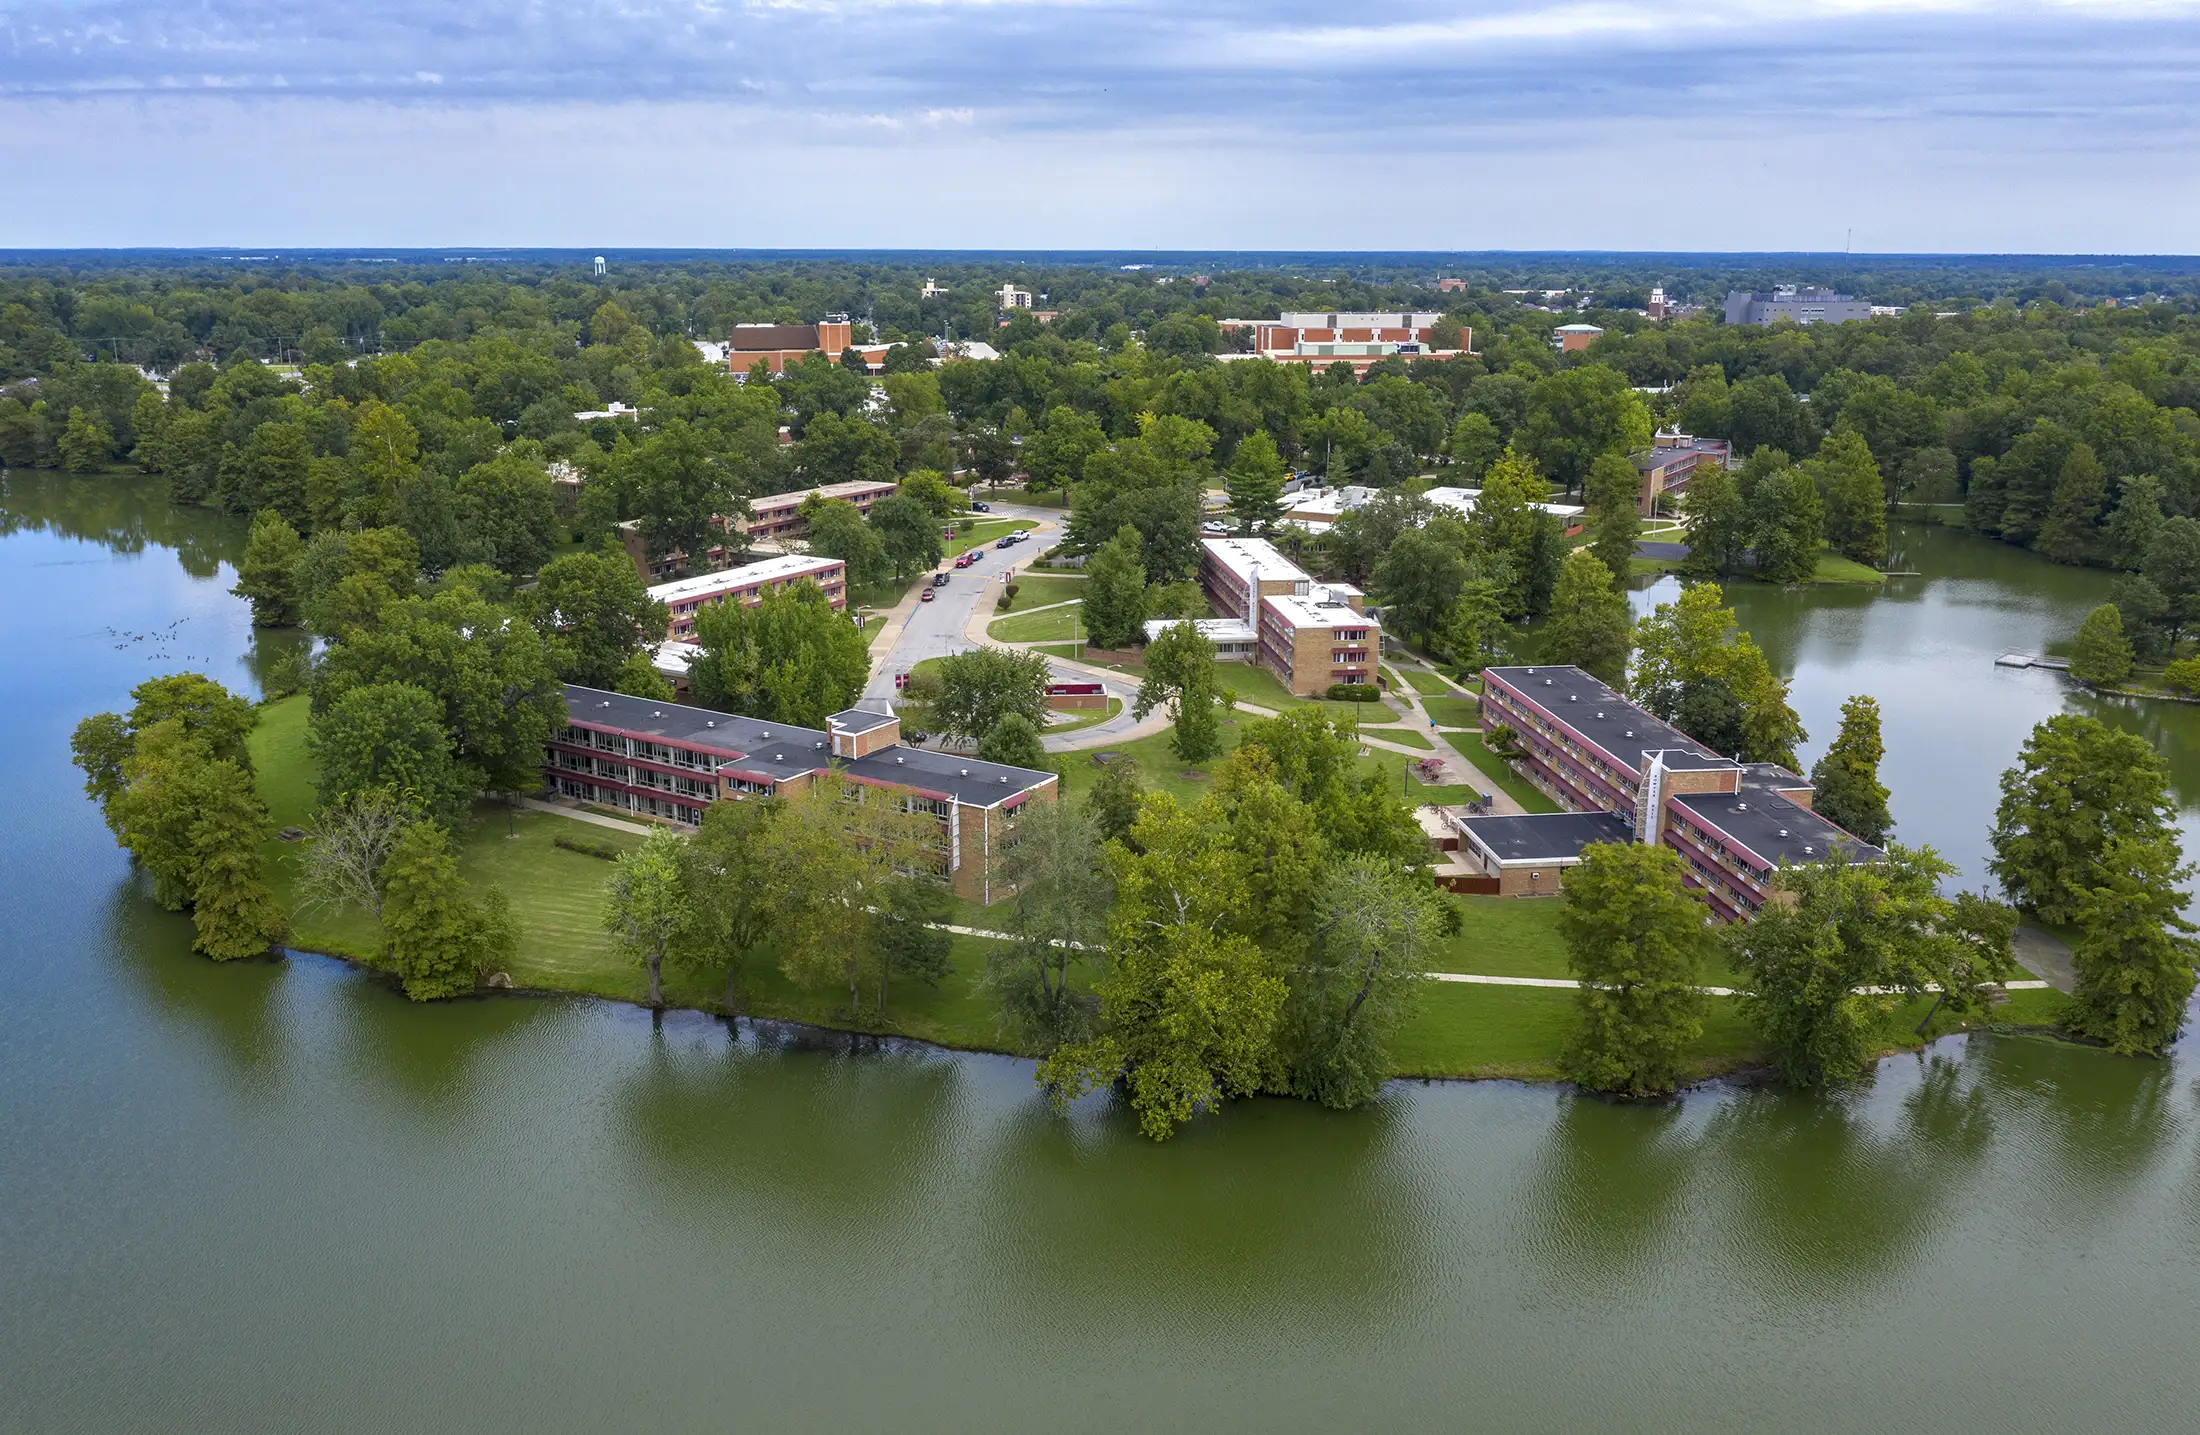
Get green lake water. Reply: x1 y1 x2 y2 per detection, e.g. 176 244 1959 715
5 471 2199 1432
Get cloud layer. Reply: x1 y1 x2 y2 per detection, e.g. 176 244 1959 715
3 1 2198 247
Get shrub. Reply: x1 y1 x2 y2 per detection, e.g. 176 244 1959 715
1327 683 1382 703
554 833 623 861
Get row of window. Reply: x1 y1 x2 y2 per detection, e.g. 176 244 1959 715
554 779 706 828
560 728 720 773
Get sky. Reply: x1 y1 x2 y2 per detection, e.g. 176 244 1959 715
2 0 2198 251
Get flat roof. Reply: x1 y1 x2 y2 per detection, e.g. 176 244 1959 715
1143 617 1256 643
562 686 1052 806
647 554 842 605
1263 593 1380 631
649 640 703 676
749 480 899 513
1459 811 1634 864
1484 666 1731 777
827 708 898 735
1674 769 1883 873
1200 536 1311 589
1423 487 1586 520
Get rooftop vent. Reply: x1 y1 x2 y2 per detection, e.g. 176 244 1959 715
814 741 824 749
760 730 770 738
1596 712 1605 719
1000 776 1009 784
1545 679 1554 686
1569 694 1578 702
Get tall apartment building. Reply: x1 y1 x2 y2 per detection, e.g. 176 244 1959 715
1628 432 1733 517
1465 665 1880 919
737 480 900 546
1194 537 1379 694
650 554 847 639
1723 287 1872 327
1552 323 1604 353
545 687 1056 901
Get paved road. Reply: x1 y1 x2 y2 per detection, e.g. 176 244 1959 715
1635 540 1691 561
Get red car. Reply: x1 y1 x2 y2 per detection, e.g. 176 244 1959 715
919 588 936 602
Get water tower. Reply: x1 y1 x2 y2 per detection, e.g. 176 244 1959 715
593 255 607 277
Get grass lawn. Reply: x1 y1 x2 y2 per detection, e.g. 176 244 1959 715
1395 667 1454 697
1030 642 1089 659
1811 552 1888 584
1390 984 1765 1081
1365 726 1434 750
1045 696 1123 735
989 602 1087 643
945 518 1039 556
1000 574 1088 611
1423 694 1480 731
1220 661 1389 721
1450 731 1559 814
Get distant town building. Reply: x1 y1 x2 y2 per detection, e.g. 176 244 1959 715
1723 286 1873 327
1217 311 1471 377
546 687 1055 899
1436 277 1468 293
921 277 949 298
648 554 848 639
573 401 643 422
997 284 1034 310
1461 665 1882 916
1552 323 1604 353
1422 487 1586 534
1629 432 1733 517
735 480 900 548
1647 286 1672 320
1195 537 1378 694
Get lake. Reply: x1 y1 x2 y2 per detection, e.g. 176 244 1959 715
4 470 2197 1433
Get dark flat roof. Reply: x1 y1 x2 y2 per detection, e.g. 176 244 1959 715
827 708 899 735
1674 768 1882 872
1484 666 1731 774
1459 811 1634 864
561 686 1052 807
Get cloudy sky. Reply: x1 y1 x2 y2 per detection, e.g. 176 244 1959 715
2 0 2197 250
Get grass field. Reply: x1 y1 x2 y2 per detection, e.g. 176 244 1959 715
1046 696 1123 735
1450 731 1560 813
1394 667 1455 697
1365 726 1434 750
945 518 1038 559
1220 661 1390 721
1000 574 1088 611
989 602 1087 643
1423 693 1480 731
1811 552 1888 584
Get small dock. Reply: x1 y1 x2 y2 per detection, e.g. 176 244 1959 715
1996 653 2070 671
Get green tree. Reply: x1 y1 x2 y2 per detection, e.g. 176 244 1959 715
688 581 869 728
1809 430 1887 567
59 407 116 473
2034 443 2108 567
2104 472 2167 571
520 546 671 690
1024 405 1106 498
1442 576 1508 674
1542 548 1633 687
931 645 1053 744
1557 842 1711 1097
1039 793 1286 1141
1517 365 1653 495
1631 583 1806 767
1224 429 1287 534
897 468 967 519
1749 459 1825 584
608 422 744 573
794 410 900 487
2067 836 2199 1056
2068 603 2136 688
297 526 421 640
1584 450 1644 583
869 493 943 580
676 796 779 1012
798 495 890 589
1082 524 1150 648
2141 516 2200 648
1809 695 1894 846
1376 526 1468 650
989 798 1110 1051
231 509 306 627
307 681 475 826
453 451 561 576
1445 411 1503 481
978 711 1050 771
1085 758 1145 845
1990 713 2178 926
1279 854 1438 1108
604 828 689 1009
1136 620 1225 763
1679 463 1749 578
873 876 953 1014
381 821 513 1000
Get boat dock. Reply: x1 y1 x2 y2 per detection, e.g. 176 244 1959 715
1996 653 2070 670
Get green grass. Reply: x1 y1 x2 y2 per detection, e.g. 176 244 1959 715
1449 731 1560 813
1000 574 1088 611
1428 897 1571 976
1364 726 1434 750
944 518 1038 558
1395 667 1454 697
989 602 1087 643
1030 642 1089 659
1046 696 1123 735
1423 694 1480 731
1811 552 1888 584
1220 661 1389 720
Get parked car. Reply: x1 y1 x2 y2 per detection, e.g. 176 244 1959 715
970 501 991 513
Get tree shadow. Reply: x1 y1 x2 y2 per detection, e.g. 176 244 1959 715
327 972 557 1119
103 876 290 1087
1517 1093 1702 1300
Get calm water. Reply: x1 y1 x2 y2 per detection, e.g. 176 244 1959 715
5 471 2199 1433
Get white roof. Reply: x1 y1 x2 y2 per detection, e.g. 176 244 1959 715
1144 617 1256 644
651 641 703 676
1277 311 1441 328
748 480 898 514
1423 486 1585 520
648 554 842 605
1201 536 1311 589
1264 593 1380 632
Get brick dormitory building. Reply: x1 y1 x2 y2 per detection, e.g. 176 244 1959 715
1163 537 1378 695
1458 665 1881 920
544 686 1057 902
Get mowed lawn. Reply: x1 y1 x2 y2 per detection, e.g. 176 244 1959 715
1001 574 1089 611
1450 731 1559 813
1423 694 1480 731
989 602 1086 643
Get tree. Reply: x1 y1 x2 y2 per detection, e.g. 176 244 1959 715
1279 854 1438 1108
798 495 890 589
1224 429 1287 534
1809 695 1893 846
1749 459 1824 584
2034 443 2107 567
1990 713 2179 925
454 451 561 577
297 526 420 639
381 821 513 1000
2067 836 2199 1056
59 407 116 473
231 509 305 627
520 546 671 690
1809 430 1887 568
897 468 967 519
1038 793 1286 1141
1631 583 1806 767
930 645 1052 744
1085 758 1144 845
794 410 899 487
172 759 289 961
1232 706 1425 863
307 680 475 825
1376 526 1468 650
869 493 943 580
1732 847 2014 1086
1082 524 1149 649
1556 842 1711 1096
2104 472 2167 571
988 798 1110 1051
872 876 953 1014
1135 620 1225 763
1583 450 1643 583
688 581 868 728
2068 603 2135 688
1445 411 1503 480
2141 516 2200 648
295 788 412 924
1542 548 1633 687
1517 365 1653 495
1025 406 1106 498
1679 463 1749 578
609 422 744 573
604 828 689 1009
753 780 933 1019
978 711 1050 771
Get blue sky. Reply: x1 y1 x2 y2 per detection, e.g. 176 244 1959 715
3 1 2197 250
